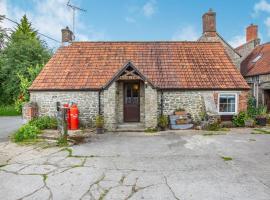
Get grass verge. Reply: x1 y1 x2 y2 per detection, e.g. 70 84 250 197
221 156 233 161
251 128 270 135
0 105 20 116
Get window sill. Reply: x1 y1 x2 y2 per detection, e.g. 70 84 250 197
218 112 237 115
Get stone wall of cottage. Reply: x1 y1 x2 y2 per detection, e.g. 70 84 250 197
160 91 206 122
161 90 248 122
30 88 248 130
103 82 118 131
237 39 260 62
144 86 158 128
30 91 99 126
117 82 124 124
139 81 145 125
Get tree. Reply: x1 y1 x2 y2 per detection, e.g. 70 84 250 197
11 15 37 41
15 64 43 112
0 15 9 50
0 15 51 104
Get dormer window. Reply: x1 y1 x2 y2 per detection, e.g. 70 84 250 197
252 54 262 63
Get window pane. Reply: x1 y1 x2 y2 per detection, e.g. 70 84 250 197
220 97 227 104
219 94 236 113
228 103 235 112
219 103 227 112
227 97 235 104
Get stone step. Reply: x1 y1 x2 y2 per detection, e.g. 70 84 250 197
116 123 145 132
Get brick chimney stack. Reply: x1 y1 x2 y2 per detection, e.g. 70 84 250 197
246 24 258 42
61 26 74 45
202 8 216 37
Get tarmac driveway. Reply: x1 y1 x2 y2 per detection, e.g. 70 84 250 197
0 116 23 141
0 130 270 200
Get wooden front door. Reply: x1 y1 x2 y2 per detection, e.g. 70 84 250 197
264 90 270 112
124 82 140 122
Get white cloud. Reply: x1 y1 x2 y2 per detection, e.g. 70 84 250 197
0 0 106 48
125 17 136 23
142 0 157 18
172 25 200 41
254 0 270 13
253 0 270 39
228 35 246 48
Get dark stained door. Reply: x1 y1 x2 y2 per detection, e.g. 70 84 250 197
264 90 270 112
124 82 140 122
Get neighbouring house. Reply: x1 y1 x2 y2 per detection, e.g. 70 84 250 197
240 43 270 110
232 23 270 110
28 10 249 131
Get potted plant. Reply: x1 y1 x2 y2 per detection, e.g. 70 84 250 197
95 115 104 134
174 108 186 115
158 115 168 131
256 106 267 126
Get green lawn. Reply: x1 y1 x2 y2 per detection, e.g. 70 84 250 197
0 105 21 116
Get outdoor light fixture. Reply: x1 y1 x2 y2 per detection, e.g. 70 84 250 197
133 84 139 91
144 81 148 88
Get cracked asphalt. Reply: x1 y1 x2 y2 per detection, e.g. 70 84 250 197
0 130 270 200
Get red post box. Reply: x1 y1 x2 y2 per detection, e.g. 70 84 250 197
70 104 79 130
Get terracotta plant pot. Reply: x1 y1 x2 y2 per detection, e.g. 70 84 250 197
256 117 267 126
96 127 104 134
174 111 186 115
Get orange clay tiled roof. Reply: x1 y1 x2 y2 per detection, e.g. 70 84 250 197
30 41 249 90
241 43 270 77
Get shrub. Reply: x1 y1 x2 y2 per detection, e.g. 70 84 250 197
247 96 257 118
256 105 267 118
57 136 68 147
13 124 41 142
29 116 57 130
232 111 246 127
144 127 158 133
206 122 221 131
158 115 168 129
0 105 20 116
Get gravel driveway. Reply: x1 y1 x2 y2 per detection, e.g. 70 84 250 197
0 130 269 200
0 116 23 141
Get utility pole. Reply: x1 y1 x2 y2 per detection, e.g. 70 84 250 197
67 0 86 39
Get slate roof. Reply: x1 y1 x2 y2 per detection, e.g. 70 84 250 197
30 41 249 90
241 43 270 77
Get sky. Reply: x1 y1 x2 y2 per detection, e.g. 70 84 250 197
1 0 270 50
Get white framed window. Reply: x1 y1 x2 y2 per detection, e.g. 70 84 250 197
218 93 238 115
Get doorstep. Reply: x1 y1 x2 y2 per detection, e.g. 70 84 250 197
115 123 145 132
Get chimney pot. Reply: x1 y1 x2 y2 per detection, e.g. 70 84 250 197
61 26 74 44
202 9 216 37
246 24 258 42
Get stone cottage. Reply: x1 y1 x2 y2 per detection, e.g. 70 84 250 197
28 10 249 131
